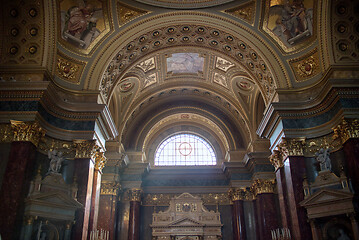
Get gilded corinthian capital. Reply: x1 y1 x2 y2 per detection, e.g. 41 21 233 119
10 120 45 147
128 188 142 202
101 182 121 196
333 118 359 144
228 188 253 201
94 150 107 171
251 179 276 196
73 139 98 159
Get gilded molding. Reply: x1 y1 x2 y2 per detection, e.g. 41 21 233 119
117 2 149 26
10 120 45 147
289 49 321 82
332 118 359 144
73 139 98 159
94 150 107 171
100 182 121 196
128 188 142 202
251 179 276 196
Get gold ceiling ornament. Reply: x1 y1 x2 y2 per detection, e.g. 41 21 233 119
332 118 359 144
289 49 321 82
55 55 84 84
251 179 276 196
10 120 46 147
117 2 149 26
94 150 107 172
100 182 121 196
73 139 99 159
128 188 143 202
222 1 255 25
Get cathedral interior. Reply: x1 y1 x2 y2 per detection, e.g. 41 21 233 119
0 0 359 239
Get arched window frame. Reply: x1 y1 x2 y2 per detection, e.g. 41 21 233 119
154 133 217 166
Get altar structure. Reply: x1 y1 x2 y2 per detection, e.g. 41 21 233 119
151 193 222 240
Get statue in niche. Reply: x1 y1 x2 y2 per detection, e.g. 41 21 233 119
48 150 64 174
315 148 332 171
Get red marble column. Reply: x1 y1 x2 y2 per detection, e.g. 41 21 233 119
343 138 359 194
127 189 142 240
255 193 278 240
275 167 292 230
97 183 120 240
232 199 246 240
284 156 312 240
0 141 36 240
88 168 102 234
72 157 94 240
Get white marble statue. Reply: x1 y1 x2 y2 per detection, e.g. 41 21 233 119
48 149 64 173
316 148 332 171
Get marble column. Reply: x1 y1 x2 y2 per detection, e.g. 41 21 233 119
97 182 120 240
71 140 97 240
127 189 142 240
0 121 45 240
229 188 247 240
88 151 106 234
272 138 312 240
271 151 291 230
252 179 278 240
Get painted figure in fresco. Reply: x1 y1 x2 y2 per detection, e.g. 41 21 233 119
315 148 332 171
48 149 64 174
270 0 313 46
62 1 102 49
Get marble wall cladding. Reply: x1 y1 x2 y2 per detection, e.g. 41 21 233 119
0 142 11 189
305 156 319 184
343 138 359 194
0 101 39 111
140 206 154 240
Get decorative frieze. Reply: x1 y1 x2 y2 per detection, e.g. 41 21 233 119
251 179 276 196
142 193 231 206
100 182 121 196
10 120 45 147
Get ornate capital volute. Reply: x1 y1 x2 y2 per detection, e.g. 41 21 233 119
251 179 276 196
94 150 107 172
100 182 121 196
269 149 284 171
333 118 359 144
10 120 45 147
128 188 142 202
73 139 98 159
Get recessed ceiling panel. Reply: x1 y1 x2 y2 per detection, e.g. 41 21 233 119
167 53 204 74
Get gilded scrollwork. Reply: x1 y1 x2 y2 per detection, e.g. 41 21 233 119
56 58 79 82
269 149 284 171
128 188 142 202
228 188 250 201
94 150 107 171
289 49 321 82
0 124 12 143
332 118 359 144
10 120 45 147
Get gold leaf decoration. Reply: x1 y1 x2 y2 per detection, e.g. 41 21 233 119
223 1 255 25
56 53 85 84
289 49 321 82
117 2 149 25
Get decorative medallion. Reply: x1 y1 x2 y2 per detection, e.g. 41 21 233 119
119 81 134 92
289 49 320 82
216 57 234 71
223 1 255 25
213 72 228 88
56 53 85 84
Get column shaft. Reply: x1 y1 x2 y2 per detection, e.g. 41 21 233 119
284 156 312 240
72 158 94 240
232 200 246 240
128 200 141 240
89 169 102 233
275 167 291 229
98 194 118 240
0 141 36 240
256 193 278 240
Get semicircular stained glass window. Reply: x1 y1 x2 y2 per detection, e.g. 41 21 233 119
154 133 216 166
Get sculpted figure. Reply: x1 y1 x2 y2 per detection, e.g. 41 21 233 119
48 150 64 173
316 148 332 171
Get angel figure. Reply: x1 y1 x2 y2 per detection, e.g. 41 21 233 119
315 148 332 171
48 149 64 174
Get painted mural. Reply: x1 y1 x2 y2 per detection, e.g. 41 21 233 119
167 53 204 74
267 0 314 48
60 0 105 49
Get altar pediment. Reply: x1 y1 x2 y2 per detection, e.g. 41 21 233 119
169 217 204 227
300 189 354 219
